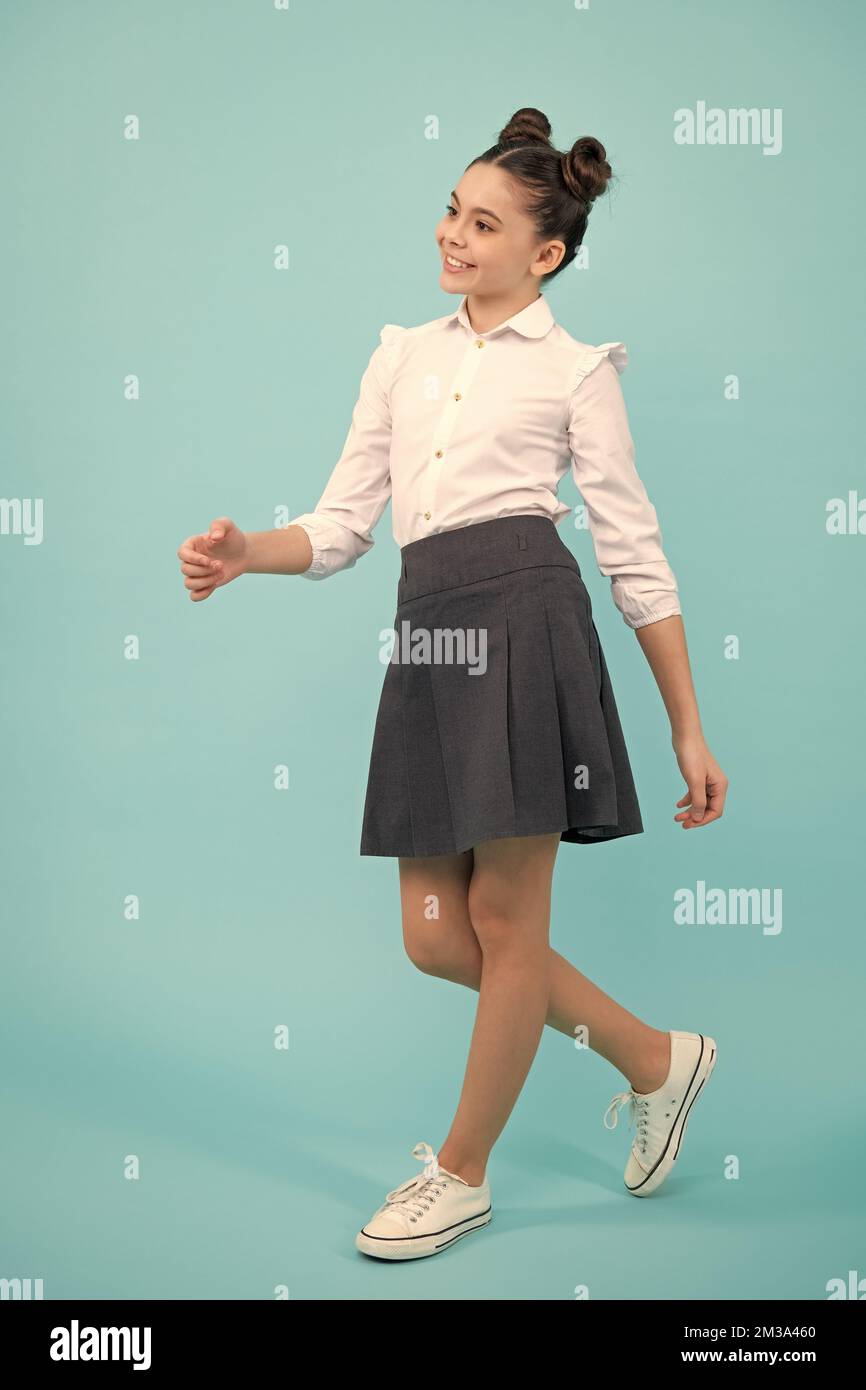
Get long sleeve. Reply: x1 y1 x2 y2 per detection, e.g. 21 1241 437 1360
566 344 682 629
291 324 401 580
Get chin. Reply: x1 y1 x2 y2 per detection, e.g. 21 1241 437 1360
439 265 477 291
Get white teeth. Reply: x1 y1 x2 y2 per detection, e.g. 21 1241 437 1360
446 255 473 268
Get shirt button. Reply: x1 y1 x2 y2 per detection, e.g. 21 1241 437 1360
424 511 431 520
434 450 443 458
453 392 462 400
475 340 485 349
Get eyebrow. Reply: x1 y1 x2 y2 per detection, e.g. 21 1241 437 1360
450 190 503 225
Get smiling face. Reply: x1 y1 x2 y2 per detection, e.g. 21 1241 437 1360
435 163 565 298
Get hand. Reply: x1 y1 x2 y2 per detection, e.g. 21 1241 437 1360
176 516 248 602
671 731 728 829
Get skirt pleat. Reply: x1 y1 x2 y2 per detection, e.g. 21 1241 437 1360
359 514 644 857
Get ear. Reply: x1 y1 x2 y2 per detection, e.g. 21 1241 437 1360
541 240 566 273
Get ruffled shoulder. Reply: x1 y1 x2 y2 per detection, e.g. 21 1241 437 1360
379 322 407 367
570 340 628 390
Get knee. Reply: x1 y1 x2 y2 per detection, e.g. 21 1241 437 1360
403 928 446 976
402 916 480 981
466 884 520 953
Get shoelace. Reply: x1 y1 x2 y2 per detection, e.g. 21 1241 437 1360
604 1089 678 1155
603 1090 650 1152
384 1141 450 1221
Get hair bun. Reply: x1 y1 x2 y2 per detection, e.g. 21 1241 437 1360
498 107 552 146
561 136 612 205
471 114 616 286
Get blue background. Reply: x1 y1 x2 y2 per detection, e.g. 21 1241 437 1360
2 0 864 1300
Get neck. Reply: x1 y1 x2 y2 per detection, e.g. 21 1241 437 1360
464 287 541 335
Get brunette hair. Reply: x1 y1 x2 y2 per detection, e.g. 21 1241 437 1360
469 107 616 285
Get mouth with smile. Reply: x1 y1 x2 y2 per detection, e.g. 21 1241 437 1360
443 252 475 273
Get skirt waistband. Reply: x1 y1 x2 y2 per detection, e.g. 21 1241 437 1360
397 514 581 604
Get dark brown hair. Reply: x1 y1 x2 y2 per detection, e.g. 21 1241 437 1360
468 107 616 285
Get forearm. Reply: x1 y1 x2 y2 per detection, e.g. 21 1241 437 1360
634 614 704 740
242 524 313 576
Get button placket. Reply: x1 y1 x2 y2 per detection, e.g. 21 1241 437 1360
420 335 489 525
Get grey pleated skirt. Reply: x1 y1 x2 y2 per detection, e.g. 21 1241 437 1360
359 514 644 858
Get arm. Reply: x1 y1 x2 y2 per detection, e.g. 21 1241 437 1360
633 614 726 824
567 349 728 829
247 327 399 578
176 329 398 598
242 522 315 576
566 346 682 629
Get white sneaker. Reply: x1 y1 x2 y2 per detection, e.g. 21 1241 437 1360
603 1030 717 1197
355 1141 493 1260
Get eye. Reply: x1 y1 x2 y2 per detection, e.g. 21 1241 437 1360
444 204 492 232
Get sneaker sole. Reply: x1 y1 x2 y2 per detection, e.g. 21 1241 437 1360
626 1035 717 1197
355 1207 493 1260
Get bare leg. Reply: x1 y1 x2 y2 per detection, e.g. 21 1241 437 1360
424 833 561 1185
541 951 670 1094
398 846 671 1134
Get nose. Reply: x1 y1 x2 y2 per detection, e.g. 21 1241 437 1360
441 216 466 249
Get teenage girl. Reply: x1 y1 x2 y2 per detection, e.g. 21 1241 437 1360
177 108 727 1263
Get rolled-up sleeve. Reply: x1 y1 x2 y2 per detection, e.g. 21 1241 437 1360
566 344 682 630
292 326 400 580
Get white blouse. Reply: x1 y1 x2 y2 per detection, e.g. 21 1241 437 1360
291 292 682 629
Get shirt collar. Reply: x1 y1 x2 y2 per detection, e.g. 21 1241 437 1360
446 292 555 340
